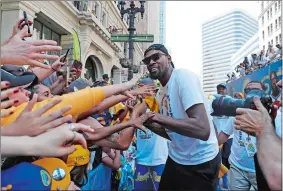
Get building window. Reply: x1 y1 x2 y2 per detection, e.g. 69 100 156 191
275 19 278 30
270 8 272 18
92 2 101 19
262 31 264 40
268 26 270 36
261 2 264 11
271 24 273 34
33 19 61 56
101 11 108 27
279 16 282 27
262 31 265 40
275 2 278 12
276 36 279 44
267 10 270 20
271 39 274 45
262 16 264 25
279 1 281 10
280 34 282 43
268 41 270 45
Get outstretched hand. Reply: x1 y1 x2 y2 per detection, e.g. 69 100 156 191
1 26 62 69
33 123 94 157
0 81 20 117
132 112 156 133
3 95 73 136
130 85 157 96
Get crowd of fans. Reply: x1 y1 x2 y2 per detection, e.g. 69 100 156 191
1 17 282 191
0 18 159 190
227 44 282 83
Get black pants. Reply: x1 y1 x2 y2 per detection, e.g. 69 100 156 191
221 138 233 169
159 152 221 191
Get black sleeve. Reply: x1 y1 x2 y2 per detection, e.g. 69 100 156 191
254 153 271 191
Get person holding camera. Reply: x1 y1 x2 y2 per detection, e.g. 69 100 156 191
234 80 282 191
217 81 267 190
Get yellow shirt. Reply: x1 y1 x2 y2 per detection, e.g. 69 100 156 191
1 87 105 126
121 96 159 123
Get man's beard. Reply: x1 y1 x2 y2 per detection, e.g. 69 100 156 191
149 67 168 80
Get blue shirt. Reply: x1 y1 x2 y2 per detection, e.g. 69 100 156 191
222 117 257 173
136 128 168 166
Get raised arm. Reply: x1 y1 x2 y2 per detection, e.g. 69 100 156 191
143 121 171 140
77 94 128 121
234 98 282 190
29 55 66 82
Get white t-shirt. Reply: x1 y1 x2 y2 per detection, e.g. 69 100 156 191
156 69 219 165
222 117 257 173
239 67 245 76
136 128 168 166
275 109 282 138
213 116 234 139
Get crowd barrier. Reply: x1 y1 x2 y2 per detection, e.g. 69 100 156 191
227 60 282 101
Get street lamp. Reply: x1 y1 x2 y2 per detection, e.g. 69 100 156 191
119 0 145 80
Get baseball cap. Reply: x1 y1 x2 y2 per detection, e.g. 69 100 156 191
32 158 71 191
144 44 175 68
1 64 26 76
102 74 109 79
217 83 227 89
66 145 90 172
66 78 91 93
144 44 169 56
139 78 154 85
1 162 52 190
1 69 39 88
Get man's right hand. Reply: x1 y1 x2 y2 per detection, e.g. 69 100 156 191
2 94 73 136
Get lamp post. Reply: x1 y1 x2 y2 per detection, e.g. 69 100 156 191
119 0 145 80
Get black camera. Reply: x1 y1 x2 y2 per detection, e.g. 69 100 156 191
211 89 273 117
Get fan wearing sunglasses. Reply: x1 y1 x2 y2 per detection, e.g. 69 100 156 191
138 44 220 190
216 81 267 191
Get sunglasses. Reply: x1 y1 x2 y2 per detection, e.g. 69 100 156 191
142 53 166 65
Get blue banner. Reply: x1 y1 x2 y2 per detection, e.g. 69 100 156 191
227 60 282 101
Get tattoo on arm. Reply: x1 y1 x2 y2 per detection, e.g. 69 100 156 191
143 122 171 140
106 133 119 144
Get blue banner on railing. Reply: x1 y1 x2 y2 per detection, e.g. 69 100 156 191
227 60 282 102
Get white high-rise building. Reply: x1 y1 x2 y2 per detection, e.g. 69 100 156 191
159 1 166 45
230 33 260 76
201 10 258 94
258 1 282 50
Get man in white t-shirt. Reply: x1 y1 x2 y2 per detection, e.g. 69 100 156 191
134 78 168 191
141 44 220 190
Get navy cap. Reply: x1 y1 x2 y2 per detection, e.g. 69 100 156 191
144 44 175 68
66 78 92 93
139 78 154 85
1 69 39 88
1 64 26 76
217 83 227 89
102 74 109 79
144 44 169 56
1 162 52 190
